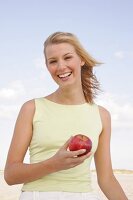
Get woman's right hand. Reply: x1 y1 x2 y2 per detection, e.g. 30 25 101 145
52 137 92 171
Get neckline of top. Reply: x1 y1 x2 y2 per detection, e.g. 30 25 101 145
42 97 89 107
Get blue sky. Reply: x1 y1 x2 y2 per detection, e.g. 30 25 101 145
0 0 133 170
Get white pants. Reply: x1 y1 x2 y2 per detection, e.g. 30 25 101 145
19 191 101 200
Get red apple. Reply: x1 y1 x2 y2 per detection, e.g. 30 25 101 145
68 134 92 156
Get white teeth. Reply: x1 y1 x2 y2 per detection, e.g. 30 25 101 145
58 72 72 78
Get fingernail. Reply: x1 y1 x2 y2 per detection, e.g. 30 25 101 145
81 149 86 153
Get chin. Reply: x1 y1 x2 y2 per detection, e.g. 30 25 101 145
59 81 76 89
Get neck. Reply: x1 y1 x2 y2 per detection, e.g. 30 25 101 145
52 86 86 105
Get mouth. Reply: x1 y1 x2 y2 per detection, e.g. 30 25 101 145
57 72 72 79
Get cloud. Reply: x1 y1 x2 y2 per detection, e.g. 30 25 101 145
0 80 25 100
0 88 16 99
114 51 133 59
0 104 19 120
0 80 26 120
96 92 133 129
114 51 125 59
96 92 133 169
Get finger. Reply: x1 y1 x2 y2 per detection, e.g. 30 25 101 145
71 151 92 166
79 151 92 159
70 149 87 157
60 136 73 150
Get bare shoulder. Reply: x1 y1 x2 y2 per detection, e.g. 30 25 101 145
21 99 35 111
98 105 111 118
19 99 35 116
98 105 111 127
5 99 36 167
15 99 36 124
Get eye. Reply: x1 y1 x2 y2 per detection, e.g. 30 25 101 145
49 60 56 64
65 56 72 60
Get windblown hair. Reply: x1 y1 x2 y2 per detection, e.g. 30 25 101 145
44 31 101 103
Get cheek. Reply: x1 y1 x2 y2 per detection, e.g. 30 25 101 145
47 66 56 75
72 60 82 72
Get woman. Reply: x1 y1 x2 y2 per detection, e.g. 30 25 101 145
4 32 128 200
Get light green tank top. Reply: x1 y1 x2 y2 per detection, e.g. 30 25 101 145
22 97 102 192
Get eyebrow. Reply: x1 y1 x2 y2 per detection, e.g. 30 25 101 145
47 52 74 60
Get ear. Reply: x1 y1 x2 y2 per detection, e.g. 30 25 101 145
81 60 85 67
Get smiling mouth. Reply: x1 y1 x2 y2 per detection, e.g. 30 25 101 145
58 72 72 78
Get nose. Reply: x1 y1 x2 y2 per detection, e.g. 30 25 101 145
57 60 66 69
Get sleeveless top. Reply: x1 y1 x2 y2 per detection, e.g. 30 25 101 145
22 97 102 192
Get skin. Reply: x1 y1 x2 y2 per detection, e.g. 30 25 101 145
4 43 128 199
45 43 85 104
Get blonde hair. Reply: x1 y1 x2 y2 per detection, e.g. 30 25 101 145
44 32 101 103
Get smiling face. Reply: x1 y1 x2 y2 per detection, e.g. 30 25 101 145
45 43 85 88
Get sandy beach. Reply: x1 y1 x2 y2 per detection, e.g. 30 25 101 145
0 170 133 200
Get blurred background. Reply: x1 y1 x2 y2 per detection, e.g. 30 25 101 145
0 0 133 170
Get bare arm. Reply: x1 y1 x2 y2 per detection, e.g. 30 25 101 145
94 106 128 200
4 100 91 185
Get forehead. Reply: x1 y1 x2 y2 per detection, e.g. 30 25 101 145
45 43 76 58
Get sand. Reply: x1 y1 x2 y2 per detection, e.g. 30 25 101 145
0 170 133 200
